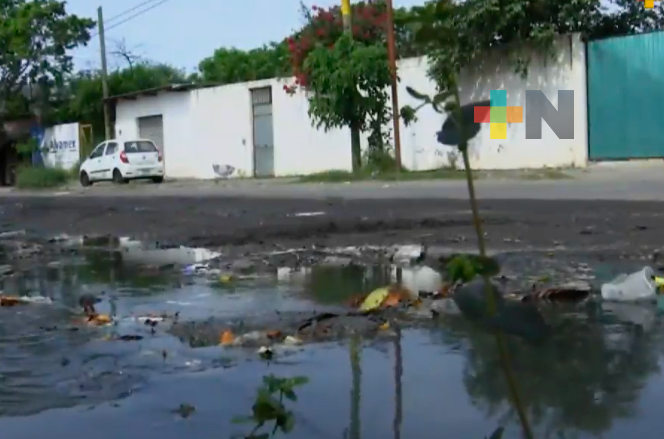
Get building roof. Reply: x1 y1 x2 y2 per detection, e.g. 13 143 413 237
105 82 216 102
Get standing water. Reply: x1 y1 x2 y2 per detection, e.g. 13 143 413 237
1 240 664 439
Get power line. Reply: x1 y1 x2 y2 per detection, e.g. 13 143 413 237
104 0 161 26
90 0 174 38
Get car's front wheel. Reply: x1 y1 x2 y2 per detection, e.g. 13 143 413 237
112 169 127 184
80 171 91 187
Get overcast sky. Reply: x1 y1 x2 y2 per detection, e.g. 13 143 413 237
67 0 426 72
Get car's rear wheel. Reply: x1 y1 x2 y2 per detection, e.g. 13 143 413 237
112 169 127 184
151 176 164 184
80 171 91 187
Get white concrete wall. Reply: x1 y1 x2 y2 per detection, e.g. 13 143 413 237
114 79 353 179
397 34 588 170
113 33 588 178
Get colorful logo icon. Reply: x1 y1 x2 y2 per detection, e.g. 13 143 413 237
473 90 523 140
640 0 658 8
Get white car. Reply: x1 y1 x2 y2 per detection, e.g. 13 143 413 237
79 139 164 186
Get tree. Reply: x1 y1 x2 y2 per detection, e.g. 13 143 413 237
49 62 186 141
0 0 94 121
197 43 291 84
401 0 664 92
285 2 393 172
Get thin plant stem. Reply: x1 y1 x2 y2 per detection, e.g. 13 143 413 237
455 89 535 439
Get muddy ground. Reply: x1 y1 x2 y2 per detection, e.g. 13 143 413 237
1 196 663 257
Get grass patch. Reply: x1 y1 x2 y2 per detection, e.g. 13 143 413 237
297 168 468 183
15 166 72 189
296 167 573 183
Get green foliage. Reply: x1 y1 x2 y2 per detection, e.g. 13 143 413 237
15 165 71 189
13 137 38 157
198 43 291 84
303 33 392 162
404 0 664 91
48 62 186 134
446 254 500 283
233 375 309 439
0 0 94 109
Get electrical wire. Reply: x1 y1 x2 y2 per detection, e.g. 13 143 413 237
103 0 161 27
90 0 175 39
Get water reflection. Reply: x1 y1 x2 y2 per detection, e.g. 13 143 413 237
2 244 664 439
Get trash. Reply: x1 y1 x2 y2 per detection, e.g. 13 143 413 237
379 321 390 330
601 266 658 302
172 403 196 419
258 346 274 360
220 330 235 345
521 282 591 303
118 335 143 341
219 274 234 283
392 245 424 264
0 296 24 307
87 314 112 326
266 330 282 340
283 335 302 345
359 287 390 311
183 264 210 275
358 285 416 312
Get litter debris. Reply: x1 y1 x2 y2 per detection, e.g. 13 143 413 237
0 296 24 307
601 266 659 302
220 330 235 345
292 211 326 217
520 282 591 303
86 314 112 326
358 285 417 312
283 335 302 345
183 264 210 275
258 346 274 360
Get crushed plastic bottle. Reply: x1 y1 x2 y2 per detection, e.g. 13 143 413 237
601 266 657 302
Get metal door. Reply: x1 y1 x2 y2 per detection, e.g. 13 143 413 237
251 87 274 177
137 115 165 157
587 32 664 160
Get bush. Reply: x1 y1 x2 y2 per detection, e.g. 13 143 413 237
15 166 71 189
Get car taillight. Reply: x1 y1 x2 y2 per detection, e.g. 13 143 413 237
120 151 129 163
158 152 162 162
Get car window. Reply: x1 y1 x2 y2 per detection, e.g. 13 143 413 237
90 143 105 159
124 141 158 153
105 142 118 155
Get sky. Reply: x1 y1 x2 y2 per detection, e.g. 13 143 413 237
68 0 425 73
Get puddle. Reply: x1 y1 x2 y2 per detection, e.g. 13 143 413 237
1 239 664 438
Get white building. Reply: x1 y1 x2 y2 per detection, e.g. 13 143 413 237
110 34 588 179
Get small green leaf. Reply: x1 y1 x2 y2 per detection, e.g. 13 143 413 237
282 412 296 433
289 376 309 387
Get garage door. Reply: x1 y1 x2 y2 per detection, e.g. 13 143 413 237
137 115 164 156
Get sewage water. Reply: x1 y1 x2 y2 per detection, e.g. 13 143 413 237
2 242 664 439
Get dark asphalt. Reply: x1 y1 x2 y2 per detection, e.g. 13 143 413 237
1 196 663 256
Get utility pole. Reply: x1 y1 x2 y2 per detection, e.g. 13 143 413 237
97 6 112 140
341 0 351 31
385 0 402 173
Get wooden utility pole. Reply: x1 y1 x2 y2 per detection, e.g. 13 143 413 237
97 6 112 140
385 0 402 173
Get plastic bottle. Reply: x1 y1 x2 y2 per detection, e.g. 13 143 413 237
601 266 657 302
